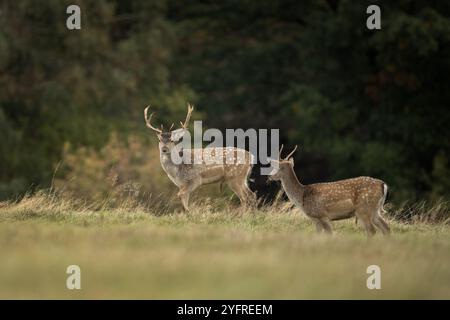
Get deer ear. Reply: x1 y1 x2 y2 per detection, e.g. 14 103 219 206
288 157 295 165
170 128 186 142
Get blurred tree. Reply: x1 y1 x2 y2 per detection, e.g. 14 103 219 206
171 0 450 201
0 0 448 202
282 0 450 201
0 0 194 199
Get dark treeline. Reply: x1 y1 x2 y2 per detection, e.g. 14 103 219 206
0 0 449 202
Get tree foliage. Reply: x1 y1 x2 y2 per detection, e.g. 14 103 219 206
0 0 449 202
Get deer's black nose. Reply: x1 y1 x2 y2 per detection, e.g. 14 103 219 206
161 147 169 153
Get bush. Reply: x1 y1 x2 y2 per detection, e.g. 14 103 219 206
54 133 176 209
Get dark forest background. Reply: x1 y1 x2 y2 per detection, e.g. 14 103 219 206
1 0 449 204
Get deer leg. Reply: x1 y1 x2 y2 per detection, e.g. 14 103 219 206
372 213 390 236
242 165 257 206
318 216 333 234
227 179 247 204
356 210 376 237
177 189 190 212
177 180 201 212
312 218 324 232
372 190 390 236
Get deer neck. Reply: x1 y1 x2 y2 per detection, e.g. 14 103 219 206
160 152 174 167
280 166 305 209
159 150 186 187
160 149 182 170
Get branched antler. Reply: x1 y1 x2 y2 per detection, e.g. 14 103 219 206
144 106 162 133
180 103 194 129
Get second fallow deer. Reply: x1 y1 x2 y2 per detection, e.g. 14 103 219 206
144 103 256 211
268 146 390 236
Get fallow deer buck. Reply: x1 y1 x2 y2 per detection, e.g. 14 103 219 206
268 146 390 236
144 104 256 211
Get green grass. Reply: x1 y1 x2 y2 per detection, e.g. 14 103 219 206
0 193 449 299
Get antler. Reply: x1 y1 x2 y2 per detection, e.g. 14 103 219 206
144 106 162 133
284 145 298 160
279 144 284 159
180 103 194 129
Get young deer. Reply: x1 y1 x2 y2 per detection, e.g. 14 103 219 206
144 104 256 211
268 146 390 236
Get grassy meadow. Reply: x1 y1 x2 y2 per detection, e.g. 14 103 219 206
0 193 449 299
